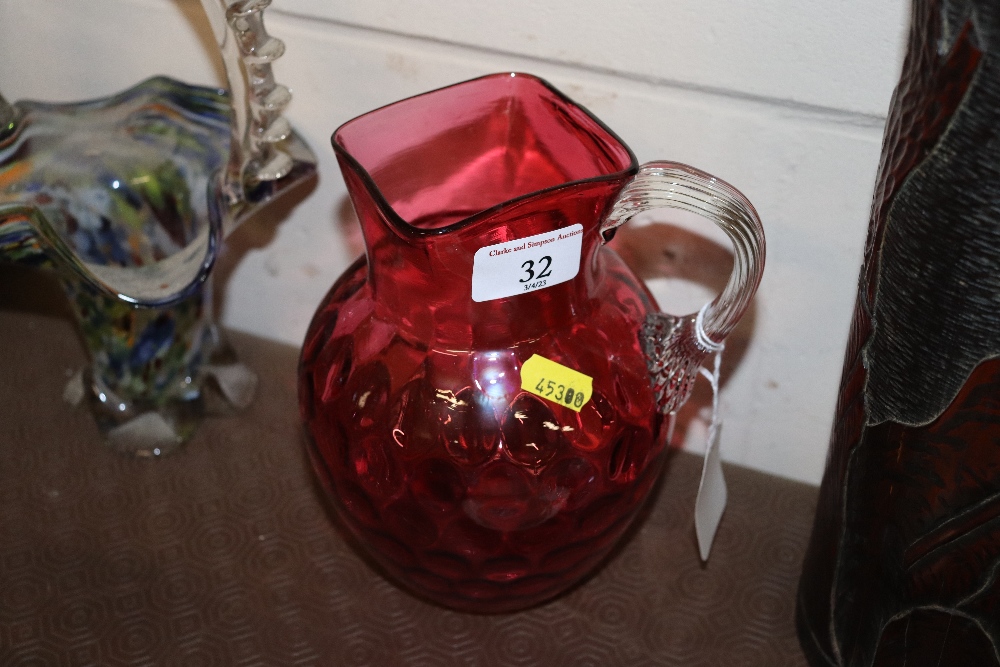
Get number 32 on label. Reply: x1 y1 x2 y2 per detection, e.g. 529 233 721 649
519 256 552 290
520 354 593 412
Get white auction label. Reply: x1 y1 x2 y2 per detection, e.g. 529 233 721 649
471 224 583 302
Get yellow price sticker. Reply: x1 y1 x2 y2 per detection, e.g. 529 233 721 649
520 354 593 412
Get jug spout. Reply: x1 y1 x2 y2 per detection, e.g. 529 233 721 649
332 73 638 346
333 73 635 233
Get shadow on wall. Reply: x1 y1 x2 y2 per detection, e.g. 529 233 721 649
175 0 228 87
211 174 319 320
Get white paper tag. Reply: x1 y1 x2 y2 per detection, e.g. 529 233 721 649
694 347 727 562
471 224 583 302
695 423 727 562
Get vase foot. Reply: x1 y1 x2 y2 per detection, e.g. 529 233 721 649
64 332 258 457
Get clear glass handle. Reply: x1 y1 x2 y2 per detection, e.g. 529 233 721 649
602 161 765 414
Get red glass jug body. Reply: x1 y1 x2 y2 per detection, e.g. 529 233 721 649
299 73 765 612
300 252 663 612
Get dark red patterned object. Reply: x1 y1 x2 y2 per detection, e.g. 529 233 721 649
797 1 1000 665
298 73 666 612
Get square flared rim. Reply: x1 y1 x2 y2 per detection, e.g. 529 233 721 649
331 72 639 238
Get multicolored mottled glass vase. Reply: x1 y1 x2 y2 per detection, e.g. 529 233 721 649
299 73 765 611
0 0 315 455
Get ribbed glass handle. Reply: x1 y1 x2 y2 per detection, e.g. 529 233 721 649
602 161 765 413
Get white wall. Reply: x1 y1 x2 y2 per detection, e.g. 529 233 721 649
0 0 911 484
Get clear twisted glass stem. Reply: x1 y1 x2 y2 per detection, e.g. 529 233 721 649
200 0 294 229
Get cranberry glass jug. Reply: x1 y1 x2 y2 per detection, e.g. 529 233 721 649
300 73 764 612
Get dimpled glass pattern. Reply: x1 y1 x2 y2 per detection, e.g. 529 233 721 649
300 73 764 612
